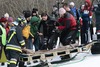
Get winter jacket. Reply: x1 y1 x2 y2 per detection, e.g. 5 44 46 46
95 4 100 31
0 24 6 46
81 0 93 21
6 25 25 52
30 16 40 36
38 17 56 37
58 13 77 31
70 7 81 20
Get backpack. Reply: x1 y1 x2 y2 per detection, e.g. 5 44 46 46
22 25 30 39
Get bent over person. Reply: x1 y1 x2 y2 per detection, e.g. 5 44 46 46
6 20 26 67
57 8 77 46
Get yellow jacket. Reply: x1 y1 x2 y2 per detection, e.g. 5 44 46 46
22 25 34 39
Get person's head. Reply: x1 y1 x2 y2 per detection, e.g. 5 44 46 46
32 8 38 16
30 16 40 25
41 13 48 21
59 8 66 17
7 17 14 26
80 5 85 10
16 17 27 27
4 13 9 20
23 10 31 22
53 5 58 11
69 2 75 8
63 3 70 11
0 17 7 27
12 21 18 26
85 0 91 7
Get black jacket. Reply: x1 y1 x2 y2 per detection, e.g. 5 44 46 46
6 25 25 52
38 17 56 37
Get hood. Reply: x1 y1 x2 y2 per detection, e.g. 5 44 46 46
85 0 91 6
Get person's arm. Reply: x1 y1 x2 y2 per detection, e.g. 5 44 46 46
65 20 71 29
0 28 2 44
38 21 42 32
16 26 25 48
58 20 70 30
76 9 81 20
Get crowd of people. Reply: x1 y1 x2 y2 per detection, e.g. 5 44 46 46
0 0 95 67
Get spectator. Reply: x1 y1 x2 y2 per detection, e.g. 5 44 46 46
30 16 40 51
80 0 93 44
63 3 74 16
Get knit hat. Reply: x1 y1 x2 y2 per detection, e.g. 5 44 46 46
32 8 38 13
8 17 13 22
4 13 9 18
70 2 75 6
30 16 39 23
23 10 31 18
0 17 7 22
59 8 66 15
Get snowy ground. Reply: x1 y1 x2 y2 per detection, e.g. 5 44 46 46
1 52 100 67
53 52 100 67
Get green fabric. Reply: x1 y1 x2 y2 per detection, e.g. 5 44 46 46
77 31 80 37
0 25 6 46
30 16 40 24
30 16 40 36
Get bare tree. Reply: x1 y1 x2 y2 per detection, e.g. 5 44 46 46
0 0 97 19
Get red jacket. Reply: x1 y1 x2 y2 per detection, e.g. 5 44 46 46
6 24 10 36
58 13 77 31
82 0 93 17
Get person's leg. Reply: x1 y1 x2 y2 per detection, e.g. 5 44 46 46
0 45 2 59
34 36 40 51
81 20 87 44
6 50 11 67
60 30 67 45
39 35 47 50
19 61 24 67
8 50 20 67
64 30 76 45
85 21 89 44
48 33 59 49
27 38 33 49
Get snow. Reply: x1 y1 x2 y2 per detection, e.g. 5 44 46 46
55 53 100 67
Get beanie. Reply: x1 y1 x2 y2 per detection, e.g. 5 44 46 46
0 17 7 22
59 8 66 15
23 10 31 18
8 17 13 22
70 2 75 6
4 13 9 18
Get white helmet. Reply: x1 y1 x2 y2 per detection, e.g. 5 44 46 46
4 13 9 18
12 21 19 26
70 2 75 6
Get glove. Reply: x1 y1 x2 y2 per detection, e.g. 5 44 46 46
89 16 92 24
79 17 83 26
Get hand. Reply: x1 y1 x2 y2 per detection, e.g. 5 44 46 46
56 26 58 29
38 32 43 36
79 18 83 26
32 38 34 43
22 47 27 52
